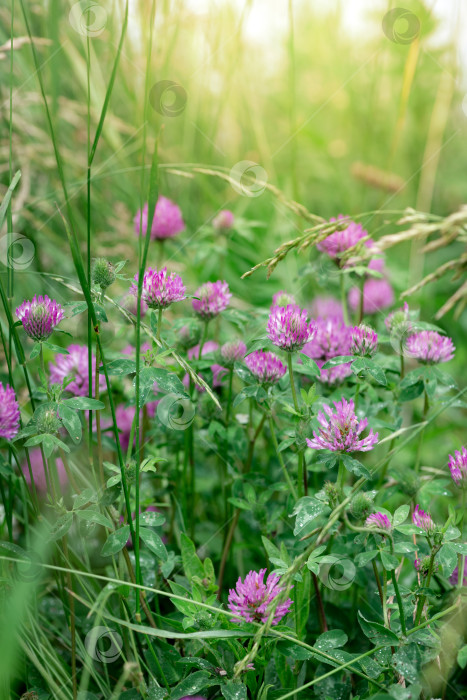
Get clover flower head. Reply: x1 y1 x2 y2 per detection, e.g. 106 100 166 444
131 267 186 309
351 324 378 357
306 397 378 453
348 278 395 314
16 295 64 342
413 505 435 534
309 296 343 321
0 383 20 440
134 195 185 239
245 350 286 385
405 330 455 364
301 316 352 384
414 556 434 577
221 340 247 367
317 215 368 262
267 305 315 352
49 344 105 397
449 447 467 487
365 512 391 531
192 281 231 319
228 568 292 625
213 210 234 230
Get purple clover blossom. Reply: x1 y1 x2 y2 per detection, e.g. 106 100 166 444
131 267 186 309
16 295 64 342
49 344 106 397
348 278 395 315
449 447 467 487
317 216 368 263
228 568 293 625
213 210 234 230
0 383 20 440
365 512 391 531
192 281 232 320
245 350 286 385
271 290 297 310
405 330 455 364
221 340 247 367
351 324 378 357
306 397 378 453
134 196 185 240
302 316 352 361
413 505 435 534
267 305 315 352
301 316 352 385
309 296 343 321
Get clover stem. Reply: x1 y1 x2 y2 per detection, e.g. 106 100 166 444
287 353 304 498
340 272 349 325
337 458 346 496
156 306 163 342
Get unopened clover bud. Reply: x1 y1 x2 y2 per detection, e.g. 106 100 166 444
36 406 61 435
194 610 213 630
92 258 116 291
125 460 136 484
324 480 340 506
350 492 373 520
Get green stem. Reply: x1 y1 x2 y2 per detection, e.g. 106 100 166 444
354 379 360 411
287 353 300 413
198 321 209 360
226 368 234 425
414 389 429 473
287 353 304 498
156 307 163 342
268 415 298 500
414 547 436 626
399 340 405 379
340 272 349 325
337 458 346 496
391 568 407 636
